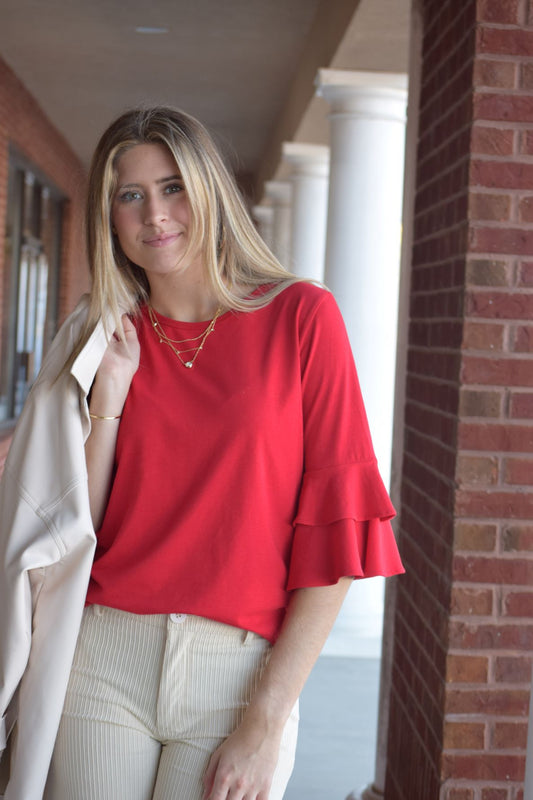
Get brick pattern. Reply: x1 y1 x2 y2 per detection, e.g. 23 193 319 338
0 56 88 452
386 0 478 796
0 57 88 319
387 0 533 798
453 0 533 794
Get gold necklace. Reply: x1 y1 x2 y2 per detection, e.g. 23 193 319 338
147 304 223 369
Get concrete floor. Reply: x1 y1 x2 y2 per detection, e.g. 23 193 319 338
284 655 381 800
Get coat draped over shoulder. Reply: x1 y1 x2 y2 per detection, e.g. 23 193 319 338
0 297 109 800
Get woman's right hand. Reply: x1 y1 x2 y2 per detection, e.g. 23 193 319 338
90 315 140 416
85 315 140 530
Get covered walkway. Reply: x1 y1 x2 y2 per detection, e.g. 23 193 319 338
0 2 532 798
286 655 380 800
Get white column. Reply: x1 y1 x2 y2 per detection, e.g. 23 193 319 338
316 68 407 488
315 68 407 753
252 204 274 252
264 180 292 269
282 142 329 281
317 71 407 800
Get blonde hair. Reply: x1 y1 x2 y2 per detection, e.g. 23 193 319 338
67 105 301 369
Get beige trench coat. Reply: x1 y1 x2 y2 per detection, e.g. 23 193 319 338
0 298 110 799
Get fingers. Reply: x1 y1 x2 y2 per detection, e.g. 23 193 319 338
109 315 139 356
202 752 219 800
204 749 247 800
121 314 136 335
203 762 271 800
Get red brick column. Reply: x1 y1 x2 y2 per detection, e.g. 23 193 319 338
386 0 533 798
0 57 88 469
0 56 88 324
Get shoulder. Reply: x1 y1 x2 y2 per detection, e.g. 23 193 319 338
267 281 336 318
60 294 92 334
51 295 91 349
271 281 345 333
33 295 92 385
273 280 329 304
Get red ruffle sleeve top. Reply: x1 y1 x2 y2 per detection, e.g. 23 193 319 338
86 282 404 641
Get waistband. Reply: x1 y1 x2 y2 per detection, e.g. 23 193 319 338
87 604 267 646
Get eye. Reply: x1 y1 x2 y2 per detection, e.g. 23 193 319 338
164 183 184 195
117 189 143 203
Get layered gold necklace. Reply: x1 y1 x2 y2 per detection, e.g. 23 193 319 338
147 304 223 369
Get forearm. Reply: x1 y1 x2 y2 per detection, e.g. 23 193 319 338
84 315 140 530
244 577 353 733
202 578 353 799
85 374 129 529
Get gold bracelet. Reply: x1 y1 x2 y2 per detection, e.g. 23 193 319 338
89 412 122 420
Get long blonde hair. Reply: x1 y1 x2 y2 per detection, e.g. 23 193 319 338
67 105 300 369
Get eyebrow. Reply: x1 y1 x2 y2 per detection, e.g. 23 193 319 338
157 174 181 184
117 174 182 190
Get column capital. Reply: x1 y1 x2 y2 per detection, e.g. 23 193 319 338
264 180 292 206
282 142 330 178
315 68 407 120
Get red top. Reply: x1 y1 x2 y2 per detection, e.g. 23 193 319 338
86 283 404 641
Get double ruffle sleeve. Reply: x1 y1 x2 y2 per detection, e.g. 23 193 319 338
287 289 404 589
288 459 402 588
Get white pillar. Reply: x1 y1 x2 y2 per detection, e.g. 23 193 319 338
315 68 407 712
252 204 274 252
264 180 292 269
282 142 329 281
315 67 410 800
316 68 407 488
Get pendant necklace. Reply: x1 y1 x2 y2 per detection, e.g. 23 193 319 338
147 304 223 369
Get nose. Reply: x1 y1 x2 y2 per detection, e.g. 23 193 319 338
143 195 168 226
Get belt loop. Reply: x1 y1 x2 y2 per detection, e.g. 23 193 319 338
242 629 255 645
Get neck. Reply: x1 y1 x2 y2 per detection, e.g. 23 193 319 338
148 276 221 323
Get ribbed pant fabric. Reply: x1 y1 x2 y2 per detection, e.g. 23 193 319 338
44 605 298 800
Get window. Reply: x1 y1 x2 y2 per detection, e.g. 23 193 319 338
0 149 64 422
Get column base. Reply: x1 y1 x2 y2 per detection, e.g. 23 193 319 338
346 783 384 800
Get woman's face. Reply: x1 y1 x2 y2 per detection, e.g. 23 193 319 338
111 142 202 283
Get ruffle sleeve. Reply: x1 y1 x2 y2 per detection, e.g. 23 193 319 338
287 459 404 590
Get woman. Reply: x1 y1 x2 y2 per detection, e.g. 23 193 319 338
0 106 403 800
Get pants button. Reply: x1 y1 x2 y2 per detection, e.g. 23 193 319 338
170 613 187 623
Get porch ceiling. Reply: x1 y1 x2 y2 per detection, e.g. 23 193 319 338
0 0 409 185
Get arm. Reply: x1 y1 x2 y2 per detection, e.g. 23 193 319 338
202 290 398 799
203 576 352 800
85 315 140 529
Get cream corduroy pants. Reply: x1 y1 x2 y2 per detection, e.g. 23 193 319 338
44 605 298 800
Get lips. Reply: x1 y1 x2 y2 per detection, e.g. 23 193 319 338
143 232 181 247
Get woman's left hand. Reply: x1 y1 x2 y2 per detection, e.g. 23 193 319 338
202 579 353 799
202 712 282 800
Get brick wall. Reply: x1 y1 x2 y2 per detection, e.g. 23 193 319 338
387 0 533 798
0 55 88 327
0 55 88 462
